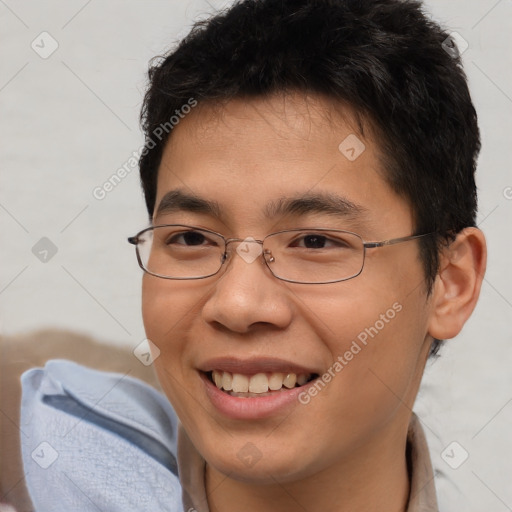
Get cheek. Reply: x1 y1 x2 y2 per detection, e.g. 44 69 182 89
141 275 207 341
141 276 200 417
297 281 428 421
142 277 171 343
141 277 195 383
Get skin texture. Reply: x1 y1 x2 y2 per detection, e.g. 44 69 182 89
141 92 486 512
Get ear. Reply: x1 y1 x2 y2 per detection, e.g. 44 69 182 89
428 227 487 340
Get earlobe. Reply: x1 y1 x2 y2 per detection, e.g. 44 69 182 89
428 227 487 340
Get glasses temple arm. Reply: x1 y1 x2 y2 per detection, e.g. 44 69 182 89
363 232 435 249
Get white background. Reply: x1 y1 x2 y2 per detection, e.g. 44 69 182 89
1 0 511 510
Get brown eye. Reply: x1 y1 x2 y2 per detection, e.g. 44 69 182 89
302 234 327 248
290 233 351 249
167 231 208 246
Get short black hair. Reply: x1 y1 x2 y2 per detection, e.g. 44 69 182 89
138 0 481 356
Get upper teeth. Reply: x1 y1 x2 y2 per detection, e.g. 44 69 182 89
212 370 310 393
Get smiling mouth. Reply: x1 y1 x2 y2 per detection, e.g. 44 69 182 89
205 370 318 397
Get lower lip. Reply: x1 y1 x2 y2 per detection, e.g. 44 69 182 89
201 372 312 420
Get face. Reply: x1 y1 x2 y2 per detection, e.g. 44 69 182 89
142 93 434 483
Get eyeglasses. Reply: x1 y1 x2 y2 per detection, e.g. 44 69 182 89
128 225 434 285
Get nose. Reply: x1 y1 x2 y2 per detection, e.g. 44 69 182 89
201 239 293 334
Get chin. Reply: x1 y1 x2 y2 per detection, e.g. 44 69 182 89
204 442 312 484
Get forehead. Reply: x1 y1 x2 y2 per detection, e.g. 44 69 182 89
154 93 413 234
164 92 370 163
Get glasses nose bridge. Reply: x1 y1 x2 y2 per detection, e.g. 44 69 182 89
224 236 265 249
221 236 270 265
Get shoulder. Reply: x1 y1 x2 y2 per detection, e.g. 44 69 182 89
20 360 184 512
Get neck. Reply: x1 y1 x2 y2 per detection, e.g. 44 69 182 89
205 419 411 512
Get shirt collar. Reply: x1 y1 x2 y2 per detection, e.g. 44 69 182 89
177 412 439 512
406 413 440 511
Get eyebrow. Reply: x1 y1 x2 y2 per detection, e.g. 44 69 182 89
155 189 222 219
154 189 367 223
265 193 367 220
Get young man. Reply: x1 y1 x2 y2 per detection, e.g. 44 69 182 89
21 1 486 511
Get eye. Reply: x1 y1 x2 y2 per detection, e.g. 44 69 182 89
166 230 212 246
300 234 328 249
291 233 349 249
